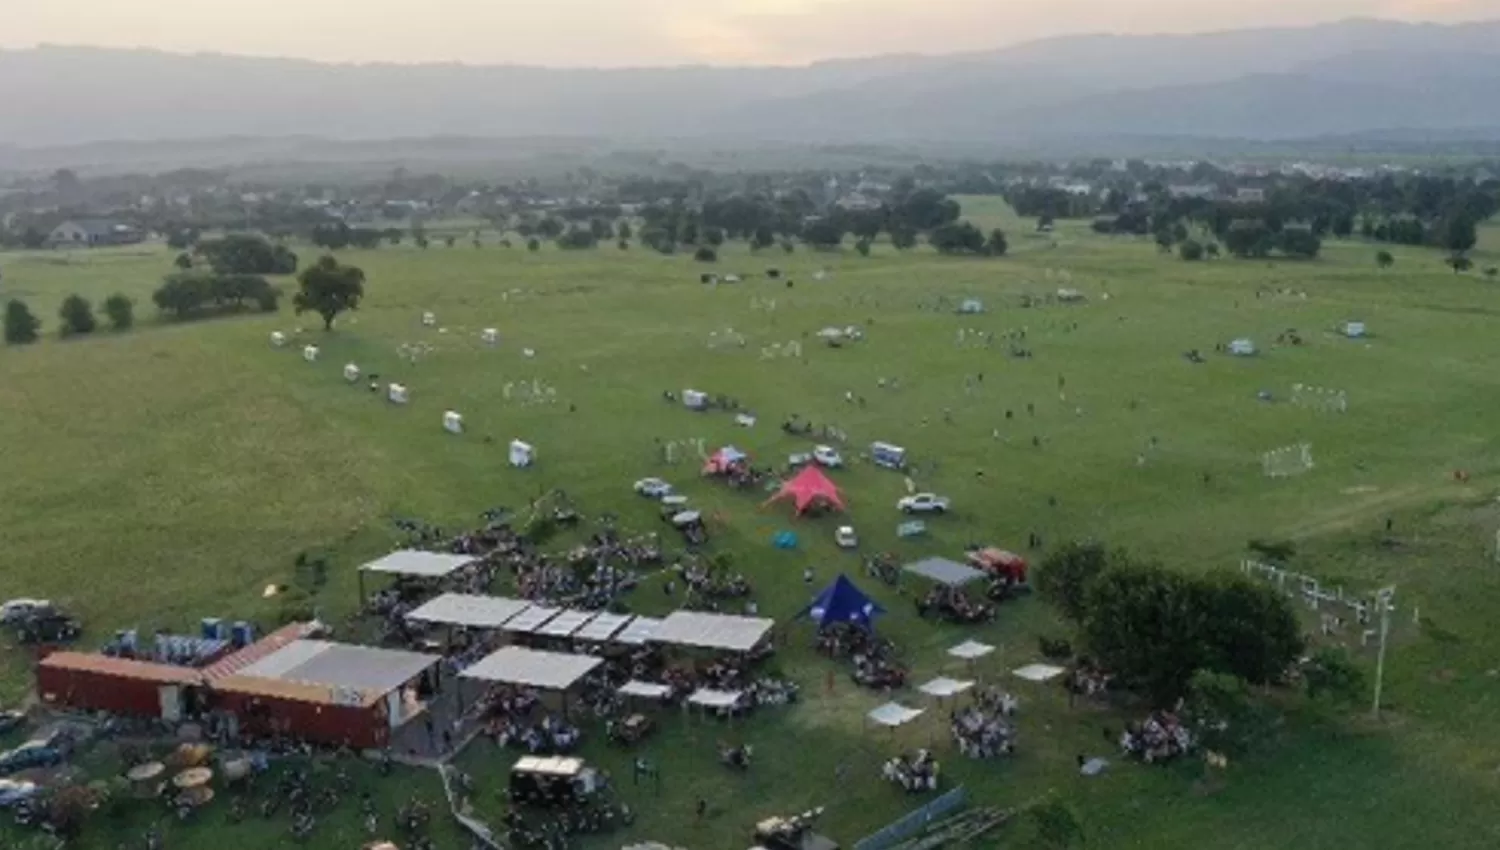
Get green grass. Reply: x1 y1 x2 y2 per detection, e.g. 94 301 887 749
4 205 1500 848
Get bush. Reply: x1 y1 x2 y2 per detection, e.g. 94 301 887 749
929 220 987 255
58 294 97 336
556 228 599 250
526 238 541 252
1036 541 1113 623
1375 250 1394 268
617 239 630 250
3 299 40 345
694 246 718 263
1303 647 1365 704
855 238 872 257
103 293 134 331
1179 239 1205 261
780 240 795 254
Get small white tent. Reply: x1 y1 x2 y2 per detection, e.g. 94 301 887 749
509 439 535 468
481 328 499 345
388 383 409 404
343 363 360 382
1228 338 1257 357
270 331 287 348
302 345 320 362
443 411 464 434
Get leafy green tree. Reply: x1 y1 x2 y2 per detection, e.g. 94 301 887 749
589 218 613 240
780 240 795 254
1276 227 1322 259
103 293 134 331
618 239 630 250
1185 670 1269 755
802 219 844 250
196 235 298 275
750 225 776 251
1205 242 1220 258
556 228 599 250
986 228 1009 257
1448 253 1474 274
537 217 566 239
1179 239 1205 261
889 188 960 232
166 229 199 250
694 246 718 263
1223 220 1273 259
58 294 97 336
1037 541 1113 623
1303 647 1365 704
617 221 633 240
701 226 726 247
1375 250 1394 269
527 237 541 252
174 252 194 270
1441 215 1477 254
890 226 918 250
855 238 872 257
1024 800 1084 849
3 299 40 344
293 256 365 330
928 221 987 255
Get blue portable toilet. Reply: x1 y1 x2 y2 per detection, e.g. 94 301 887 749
231 621 255 648
201 618 225 641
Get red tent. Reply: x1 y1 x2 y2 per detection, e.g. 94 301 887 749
765 465 846 514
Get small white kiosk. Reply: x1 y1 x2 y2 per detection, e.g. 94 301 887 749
443 411 464 434
509 439 535 468
302 344 320 362
388 383 409 404
683 389 708 411
481 328 499 345
270 331 287 348
343 363 360 382
421 311 436 327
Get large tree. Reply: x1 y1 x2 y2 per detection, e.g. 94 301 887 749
103 293 135 331
928 220 987 255
293 256 365 330
1036 541 1113 623
196 234 298 276
58 293 97 336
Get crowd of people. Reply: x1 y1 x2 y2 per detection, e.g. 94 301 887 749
1120 711 1194 764
1065 659 1115 701
950 688 1019 759
915 586 994 624
817 623 906 690
882 750 941 793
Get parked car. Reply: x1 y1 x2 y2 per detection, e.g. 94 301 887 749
813 445 844 468
0 779 39 808
633 478 674 499
835 526 859 549
897 493 950 514
0 743 63 776
0 600 50 625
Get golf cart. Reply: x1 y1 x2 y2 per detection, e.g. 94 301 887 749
508 756 602 809
754 808 839 850
633 478 674 499
813 445 843 468
967 547 1030 587
835 526 858 549
10 603 82 646
664 509 708 546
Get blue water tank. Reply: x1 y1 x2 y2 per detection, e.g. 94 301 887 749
231 621 255 648
201 618 225 640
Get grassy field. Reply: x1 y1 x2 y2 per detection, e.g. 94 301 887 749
3 199 1500 849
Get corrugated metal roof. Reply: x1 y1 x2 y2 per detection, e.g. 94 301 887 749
39 652 203 685
201 622 321 681
213 674 366 706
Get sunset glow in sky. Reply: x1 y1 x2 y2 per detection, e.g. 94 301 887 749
3 0 1496 66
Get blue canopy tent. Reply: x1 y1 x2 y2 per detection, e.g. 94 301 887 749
801 574 885 632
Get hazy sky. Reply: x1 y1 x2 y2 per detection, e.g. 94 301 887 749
3 0 1496 66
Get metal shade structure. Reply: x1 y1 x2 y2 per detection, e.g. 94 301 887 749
461 646 604 691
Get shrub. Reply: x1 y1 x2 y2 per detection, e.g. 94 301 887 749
694 246 718 263
1179 239 1205 261
526 238 541 252
3 299 40 345
58 294 97 336
103 293 134 331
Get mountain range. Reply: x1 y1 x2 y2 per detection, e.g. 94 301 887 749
3 18 1500 161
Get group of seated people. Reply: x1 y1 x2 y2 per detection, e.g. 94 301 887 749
495 713 583 754
1065 659 1114 700
817 623 907 690
1119 711 1194 764
915 586 994 624
882 750 941 793
950 688 1019 759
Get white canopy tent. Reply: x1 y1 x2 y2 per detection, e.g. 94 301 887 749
405 593 531 629
617 680 672 700
867 702 925 728
947 640 996 661
359 550 479 580
575 613 633 643
687 688 743 710
917 677 975 699
1012 663 1067 683
461 646 603 691
651 611 774 652
501 606 562 634
615 617 662 646
536 610 596 639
